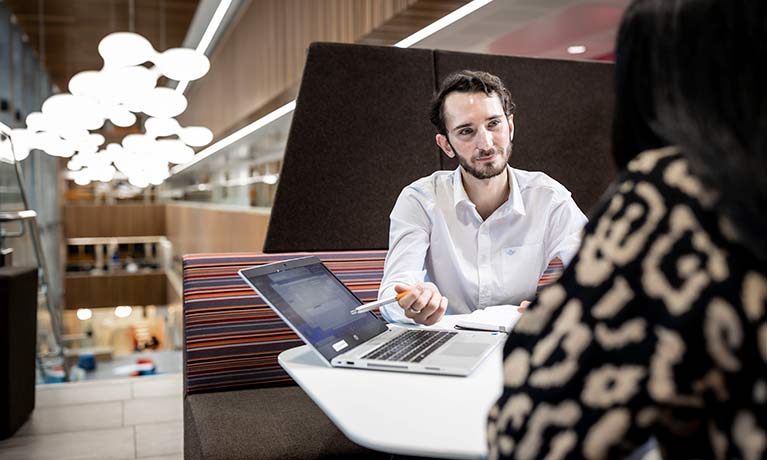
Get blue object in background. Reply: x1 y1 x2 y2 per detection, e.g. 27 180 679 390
138 367 157 376
78 352 97 371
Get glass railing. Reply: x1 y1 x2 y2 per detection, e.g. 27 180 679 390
0 125 67 382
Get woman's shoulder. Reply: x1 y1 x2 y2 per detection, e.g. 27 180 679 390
625 147 718 208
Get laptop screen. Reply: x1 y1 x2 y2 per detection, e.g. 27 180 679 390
240 257 389 361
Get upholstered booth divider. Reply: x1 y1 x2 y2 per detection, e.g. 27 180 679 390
264 42 616 253
265 44 440 253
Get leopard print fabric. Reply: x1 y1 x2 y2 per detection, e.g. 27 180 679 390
488 147 767 460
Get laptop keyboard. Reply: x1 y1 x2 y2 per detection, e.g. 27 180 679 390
361 330 457 363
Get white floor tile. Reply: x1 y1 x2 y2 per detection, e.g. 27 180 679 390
0 427 135 460
124 397 182 425
36 382 132 407
131 375 182 399
15 401 123 436
135 421 183 458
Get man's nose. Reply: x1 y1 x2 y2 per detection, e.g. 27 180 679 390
476 127 493 150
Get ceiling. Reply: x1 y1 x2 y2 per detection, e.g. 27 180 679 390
413 0 629 59
5 0 199 93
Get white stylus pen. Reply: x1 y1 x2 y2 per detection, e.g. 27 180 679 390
349 290 411 315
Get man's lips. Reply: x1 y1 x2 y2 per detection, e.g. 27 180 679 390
475 153 496 162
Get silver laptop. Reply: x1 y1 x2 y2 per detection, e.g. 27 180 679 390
238 256 504 376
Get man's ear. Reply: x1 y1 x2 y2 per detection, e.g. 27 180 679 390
507 114 515 142
435 133 454 158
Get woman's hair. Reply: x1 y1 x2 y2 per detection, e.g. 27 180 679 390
611 0 670 169
615 0 767 260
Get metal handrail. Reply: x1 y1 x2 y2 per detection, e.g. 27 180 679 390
0 209 38 222
0 210 37 239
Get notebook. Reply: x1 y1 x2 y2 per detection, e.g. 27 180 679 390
454 305 524 333
238 256 504 377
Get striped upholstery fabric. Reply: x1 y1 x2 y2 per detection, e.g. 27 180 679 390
183 252 565 395
183 251 388 395
536 257 564 293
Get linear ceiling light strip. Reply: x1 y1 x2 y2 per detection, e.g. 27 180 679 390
176 0 234 94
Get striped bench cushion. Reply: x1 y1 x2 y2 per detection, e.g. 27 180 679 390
183 252 564 395
537 257 563 293
183 251 388 395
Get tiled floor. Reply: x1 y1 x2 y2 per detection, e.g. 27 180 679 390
0 373 183 460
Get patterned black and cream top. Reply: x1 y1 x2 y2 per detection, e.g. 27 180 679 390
488 147 767 460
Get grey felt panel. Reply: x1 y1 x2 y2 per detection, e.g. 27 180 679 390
264 43 441 252
184 387 387 460
434 51 616 214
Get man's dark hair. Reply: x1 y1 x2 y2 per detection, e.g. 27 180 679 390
430 70 516 136
614 0 767 261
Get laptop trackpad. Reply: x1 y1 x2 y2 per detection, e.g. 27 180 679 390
440 342 488 357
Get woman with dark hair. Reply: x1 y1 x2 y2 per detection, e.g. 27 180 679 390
487 0 767 458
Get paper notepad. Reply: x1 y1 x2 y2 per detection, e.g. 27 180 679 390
454 305 523 333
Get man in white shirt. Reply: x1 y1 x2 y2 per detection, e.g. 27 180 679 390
379 70 587 325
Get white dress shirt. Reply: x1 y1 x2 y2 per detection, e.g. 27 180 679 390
379 166 587 324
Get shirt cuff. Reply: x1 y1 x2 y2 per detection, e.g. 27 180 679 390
380 303 416 325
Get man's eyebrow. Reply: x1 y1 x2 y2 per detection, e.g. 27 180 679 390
452 122 472 131
451 115 504 132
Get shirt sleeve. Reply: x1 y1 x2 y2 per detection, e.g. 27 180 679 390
544 194 587 267
378 186 432 324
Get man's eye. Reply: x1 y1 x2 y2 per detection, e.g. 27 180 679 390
459 128 473 136
488 120 501 127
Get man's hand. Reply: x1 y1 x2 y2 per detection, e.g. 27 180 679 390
516 300 531 313
395 283 448 326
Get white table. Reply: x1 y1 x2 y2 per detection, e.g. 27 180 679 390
278 319 504 459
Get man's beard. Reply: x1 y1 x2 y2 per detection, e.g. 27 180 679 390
456 142 512 180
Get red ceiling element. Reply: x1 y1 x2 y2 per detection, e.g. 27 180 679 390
486 2 624 61
592 51 616 61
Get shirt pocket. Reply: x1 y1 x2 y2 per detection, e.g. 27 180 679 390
500 242 544 301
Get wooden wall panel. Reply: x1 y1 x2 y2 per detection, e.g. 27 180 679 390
64 272 168 308
63 204 166 238
179 0 416 137
165 202 271 257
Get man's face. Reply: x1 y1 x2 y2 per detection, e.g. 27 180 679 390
436 92 514 180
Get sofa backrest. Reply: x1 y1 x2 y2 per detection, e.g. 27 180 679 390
183 251 387 395
264 42 616 253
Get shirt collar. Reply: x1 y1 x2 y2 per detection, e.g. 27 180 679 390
452 166 527 216
452 167 472 209
507 167 527 216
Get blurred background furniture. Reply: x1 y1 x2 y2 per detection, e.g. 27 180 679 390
0 266 37 439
